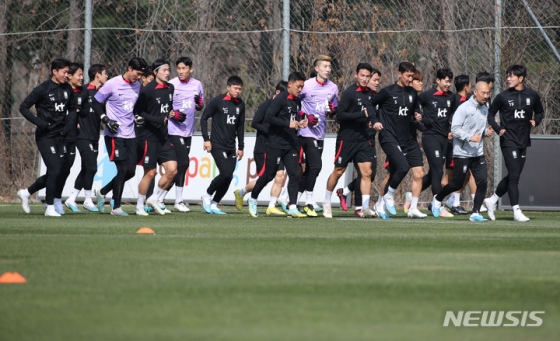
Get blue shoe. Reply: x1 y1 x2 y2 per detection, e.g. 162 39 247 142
278 198 289 213
144 204 154 213
313 202 323 212
210 207 227 215
374 204 390 220
431 200 441 218
383 196 397 215
202 196 212 214
64 200 81 213
54 202 65 215
469 213 487 222
93 188 105 213
110 199 114 210
287 207 306 218
83 202 99 212
248 199 258 218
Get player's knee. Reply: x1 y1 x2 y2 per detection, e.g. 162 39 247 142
309 163 322 176
361 168 372 178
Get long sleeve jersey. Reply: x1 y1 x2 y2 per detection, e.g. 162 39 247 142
201 94 246 151
94 75 142 139
487 86 544 148
19 79 76 140
61 86 86 144
77 84 102 141
297 78 339 140
265 91 304 150
252 98 273 154
168 76 204 138
134 80 174 143
451 97 489 158
336 84 376 141
418 87 458 137
371 82 420 147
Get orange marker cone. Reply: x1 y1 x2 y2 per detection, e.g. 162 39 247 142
137 227 155 234
0 272 27 284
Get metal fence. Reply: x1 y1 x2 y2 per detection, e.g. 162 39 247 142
1 0 559 205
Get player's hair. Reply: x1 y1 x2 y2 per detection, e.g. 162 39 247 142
313 55 332 67
356 63 373 74
398 62 416 73
475 71 495 84
143 67 153 78
227 75 243 86
371 67 382 77
454 74 470 93
288 72 306 82
176 56 193 68
68 62 84 75
152 59 169 75
412 70 423 81
128 57 148 72
51 58 71 74
436 68 453 81
88 64 106 81
309 70 317 78
275 80 288 92
506 64 527 80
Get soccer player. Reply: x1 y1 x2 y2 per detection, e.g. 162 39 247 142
200 76 246 214
248 72 309 218
442 74 471 214
370 62 426 219
65 64 108 212
92 57 148 216
166 56 204 212
233 81 289 216
133 59 178 216
418 68 457 218
17 58 76 216
58 62 85 213
323 63 376 218
431 79 494 222
297 55 339 216
484 64 544 222
141 68 154 87
336 68 381 216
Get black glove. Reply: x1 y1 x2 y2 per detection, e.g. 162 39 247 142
171 110 186 122
194 94 204 111
101 115 120 134
134 114 145 128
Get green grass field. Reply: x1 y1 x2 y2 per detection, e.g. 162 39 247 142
1 203 559 341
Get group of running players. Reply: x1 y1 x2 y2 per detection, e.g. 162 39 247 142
16 55 544 222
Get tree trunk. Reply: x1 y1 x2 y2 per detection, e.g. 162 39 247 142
67 0 81 61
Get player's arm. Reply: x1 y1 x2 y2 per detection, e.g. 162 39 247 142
265 96 289 127
417 92 433 126
369 88 389 126
451 105 476 142
19 85 49 129
532 92 544 126
200 97 216 143
61 90 78 136
93 87 120 133
487 94 503 133
237 104 245 152
251 100 269 134
194 84 204 111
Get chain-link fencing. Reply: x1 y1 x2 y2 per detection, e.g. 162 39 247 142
1 0 559 207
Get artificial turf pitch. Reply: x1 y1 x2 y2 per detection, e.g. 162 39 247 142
0 204 559 341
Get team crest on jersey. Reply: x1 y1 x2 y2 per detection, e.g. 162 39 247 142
526 98 531 105
78 97 82 105
408 95 413 103
223 107 228 114
447 100 451 107
64 91 68 99
169 94 172 101
236 107 240 115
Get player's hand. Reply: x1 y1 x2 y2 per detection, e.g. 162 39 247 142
77 123 81 130
289 120 299 129
101 115 120 134
237 150 244 161
373 122 383 131
363 107 368 117
470 132 482 142
414 112 422 122
326 101 336 116
486 126 494 137
203 141 212 152
134 114 145 128
170 110 186 122
499 129 506 136
299 119 308 129
194 94 204 111
448 132 453 139
530 120 536 127
307 114 320 128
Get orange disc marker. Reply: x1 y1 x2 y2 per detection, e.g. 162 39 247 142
0 272 27 284
136 227 155 234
